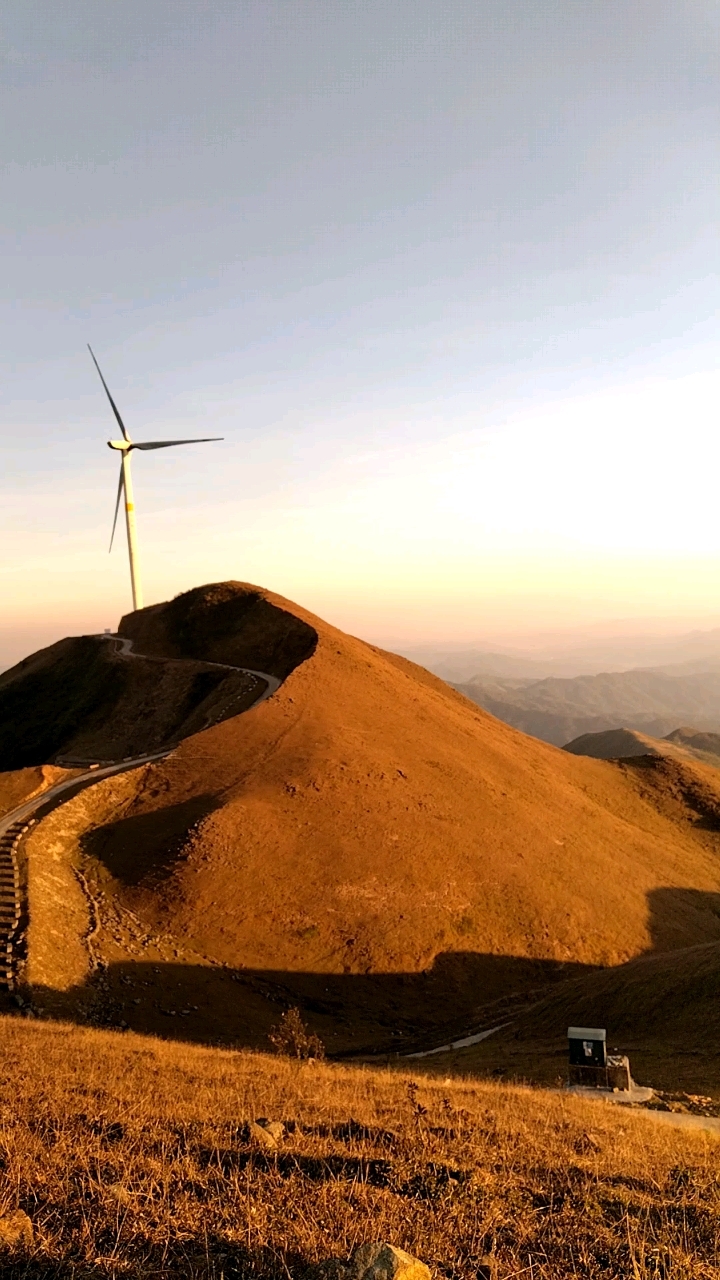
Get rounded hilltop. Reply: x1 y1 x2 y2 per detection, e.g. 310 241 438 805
110 582 720 977
5 580 720 1057
117 580 318 679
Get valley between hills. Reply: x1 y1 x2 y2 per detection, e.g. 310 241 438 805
2 581 720 1095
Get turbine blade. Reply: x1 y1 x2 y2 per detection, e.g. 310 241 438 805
132 437 223 450
109 464 124 552
88 344 130 441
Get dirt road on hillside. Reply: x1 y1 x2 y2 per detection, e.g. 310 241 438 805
0 634 281 989
2 635 281 833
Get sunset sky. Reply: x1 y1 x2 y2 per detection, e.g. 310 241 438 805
2 1 718 668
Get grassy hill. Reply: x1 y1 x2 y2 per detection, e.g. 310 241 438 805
0 1015 716 1278
5 582 720 1065
564 726 720 769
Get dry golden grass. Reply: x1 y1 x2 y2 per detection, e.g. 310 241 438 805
0 1016 718 1278
0 765 74 821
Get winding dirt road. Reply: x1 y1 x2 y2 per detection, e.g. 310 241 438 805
108 634 281 705
0 634 281 989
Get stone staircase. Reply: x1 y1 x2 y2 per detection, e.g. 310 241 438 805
0 819 31 991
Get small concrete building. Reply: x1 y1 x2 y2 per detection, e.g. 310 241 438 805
568 1026 606 1069
567 1026 632 1091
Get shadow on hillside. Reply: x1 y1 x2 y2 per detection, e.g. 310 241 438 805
120 582 319 681
392 889 720 1094
202 1146 395 1186
20 890 720 1059
620 754 720 830
25 948 596 1056
80 793 220 886
10 1240 313 1279
647 886 720 950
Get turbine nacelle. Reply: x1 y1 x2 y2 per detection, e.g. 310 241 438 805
108 439 132 451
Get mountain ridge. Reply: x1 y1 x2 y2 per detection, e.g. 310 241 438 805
5 581 720 1059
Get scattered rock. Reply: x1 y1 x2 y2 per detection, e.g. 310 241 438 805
574 1130 602 1154
347 1242 431 1280
254 1117 285 1142
315 1260 350 1280
0 1209 33 1249
248 1120 279 1150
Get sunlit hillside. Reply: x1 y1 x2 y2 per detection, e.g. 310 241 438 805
0 1016 717 1278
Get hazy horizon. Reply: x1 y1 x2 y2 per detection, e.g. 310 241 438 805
3 2 718 663
6 605 720 677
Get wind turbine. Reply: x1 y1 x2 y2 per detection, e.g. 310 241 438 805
88 345 222 612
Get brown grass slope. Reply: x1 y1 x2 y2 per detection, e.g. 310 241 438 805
26 582 720 1024
0 764 74 820
0 1015 717 1280
523 936 720 1046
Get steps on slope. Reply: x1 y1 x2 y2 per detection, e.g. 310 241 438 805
0 819 32 990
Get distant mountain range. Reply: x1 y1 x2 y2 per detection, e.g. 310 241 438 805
452 668 720 747
402 627 720 683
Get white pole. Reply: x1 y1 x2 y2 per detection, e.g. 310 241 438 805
121 451 143 611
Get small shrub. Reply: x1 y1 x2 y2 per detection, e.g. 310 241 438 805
268 1007 325 1060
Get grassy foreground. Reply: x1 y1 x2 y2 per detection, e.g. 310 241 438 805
0 1018 718 1279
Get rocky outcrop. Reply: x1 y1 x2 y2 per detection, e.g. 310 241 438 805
320 1243 432 1280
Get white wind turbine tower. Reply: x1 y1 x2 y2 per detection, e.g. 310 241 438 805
88 345 222 612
